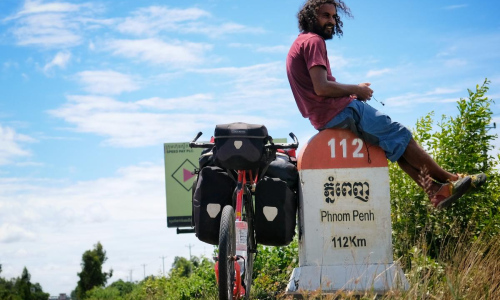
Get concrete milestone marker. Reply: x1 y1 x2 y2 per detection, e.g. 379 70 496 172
287 129 408 295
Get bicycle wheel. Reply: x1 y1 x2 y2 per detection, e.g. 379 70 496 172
243 189 255 299
218 205 236 300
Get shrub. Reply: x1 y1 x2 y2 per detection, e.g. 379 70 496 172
390 79 500 268
251 238 298 299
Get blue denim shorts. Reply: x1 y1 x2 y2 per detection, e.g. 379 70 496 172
322 100 412 162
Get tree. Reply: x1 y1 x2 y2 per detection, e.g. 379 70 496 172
108 279 135 295
15 267 31 300
0 267 49 300
74 242 113 300
170 256 200 277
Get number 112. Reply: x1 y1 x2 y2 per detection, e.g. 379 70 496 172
327 138 364 158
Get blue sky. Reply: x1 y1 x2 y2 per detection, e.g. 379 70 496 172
1 0 500 296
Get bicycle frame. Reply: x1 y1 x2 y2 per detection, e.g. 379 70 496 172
235 170 256 221
228 170 258 299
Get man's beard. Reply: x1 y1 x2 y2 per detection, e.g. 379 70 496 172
312 22 334 40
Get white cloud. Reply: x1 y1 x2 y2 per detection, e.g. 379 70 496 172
15 161 45 167
228 43 250 47
115 5 263 38
3 61 20 70
8 0 81 18
136 94 214 110
0 223 36 243
43 50 71 73
0 162 211 294
436 46 458 58
116 6 210 36
436 34 500 63
192 62 293 110
228 43 289 54
11 12 82 47
51 95 134 114
48 62 296 147
104 38 212 68
75 70 140 95
427 87 462 95
443 58 467 68
384 88 462 108
328 54 351 72
5 0 106 48
0 163 165 228
195 22 264 38
367 68 393 78
0 125 34 165
256 45 289 53
443 4 468 10
48 61 299 148
48 94 220 147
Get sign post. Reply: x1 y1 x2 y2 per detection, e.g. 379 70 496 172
286 129 408 294
164 143 202 228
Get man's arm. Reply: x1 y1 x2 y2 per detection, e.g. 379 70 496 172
309 65 373 100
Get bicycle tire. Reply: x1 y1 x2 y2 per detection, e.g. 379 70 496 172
243 191 255 299
218 205 236 300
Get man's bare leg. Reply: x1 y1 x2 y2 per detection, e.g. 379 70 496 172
395 138 476 208
401 139 458 183
397 156 443 195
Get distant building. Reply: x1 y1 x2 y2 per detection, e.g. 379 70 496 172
48 293 70 300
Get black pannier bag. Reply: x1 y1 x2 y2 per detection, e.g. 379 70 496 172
265 152 299 190
193 166 236 245
254 177 297 246
198 147 214 169
214 122 272 170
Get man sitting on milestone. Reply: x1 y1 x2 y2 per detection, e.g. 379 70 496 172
286 0 486 209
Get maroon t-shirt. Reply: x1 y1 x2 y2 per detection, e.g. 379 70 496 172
286 32 353 129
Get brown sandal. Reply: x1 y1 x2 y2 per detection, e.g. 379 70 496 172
430 176 472 209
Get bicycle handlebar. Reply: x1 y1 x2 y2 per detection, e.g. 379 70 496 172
266 132 299 150
188 131 299 150
189 132 215 149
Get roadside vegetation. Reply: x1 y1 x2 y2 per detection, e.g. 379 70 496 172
0 266 49 300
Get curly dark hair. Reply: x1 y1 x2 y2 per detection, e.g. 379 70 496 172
298 0 352 37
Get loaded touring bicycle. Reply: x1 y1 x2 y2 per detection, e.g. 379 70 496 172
189 122 299 299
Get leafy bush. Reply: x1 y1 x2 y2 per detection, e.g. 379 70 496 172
390 79 500 268
125 256 217 300
86 286 122 300
0 266 49 300
251 238 298 299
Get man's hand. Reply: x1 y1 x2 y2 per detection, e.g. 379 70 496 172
355 83 373 101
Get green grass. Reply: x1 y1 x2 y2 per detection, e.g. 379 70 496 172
281 228 500 300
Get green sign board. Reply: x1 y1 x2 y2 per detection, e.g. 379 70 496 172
164 143 202 228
